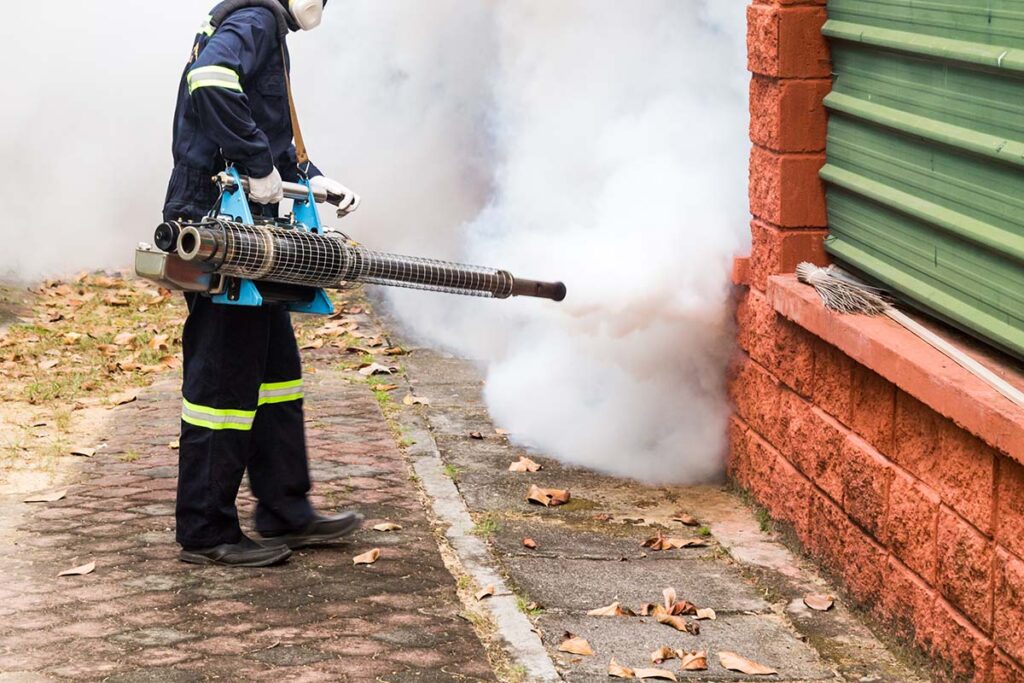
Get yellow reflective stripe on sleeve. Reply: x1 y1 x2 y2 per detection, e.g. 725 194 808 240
181 399 256 431
187 65 243 94
198 15 215 36
258 379 303 406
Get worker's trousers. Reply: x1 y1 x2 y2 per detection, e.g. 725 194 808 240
176 293 314 549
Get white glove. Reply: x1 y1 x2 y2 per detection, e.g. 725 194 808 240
248 168 284 205
309 175 361 216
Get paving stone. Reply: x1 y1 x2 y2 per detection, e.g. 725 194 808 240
505 556 770 614
491 518 712 561
0 340 493 681
133 466 177 479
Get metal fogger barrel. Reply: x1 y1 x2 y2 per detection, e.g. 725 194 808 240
162 219 567 302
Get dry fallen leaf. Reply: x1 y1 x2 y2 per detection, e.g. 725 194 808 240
803 594 834 611
70 446 96 458
655 612 698 635
402 394 431 406
23 489 68 504
587 601 635 617
673 513 700 527
352 548 381 565
642 532 707 551
110 391 138 407
718 652 777 676
495 428 511 436
633 668 677 681
526 484 570 507
650 646 676 664
522 538 538 550
694 608 717 620
679 650 709 671
468 431 484 440
670 600 697 616
475 585 495 601
58 561 95 577
300 338 324 350
592 513 613 522
148 334 170 351
113 332 136 346
662 587 676 611
372 523 402 532
608 658 635 678
558 635 594 656
169 440 180 450
38 359 59 370
359 363 396 376
508 456 542 473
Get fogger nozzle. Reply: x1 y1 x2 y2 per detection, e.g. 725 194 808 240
155 220 567 302
177 225 223 264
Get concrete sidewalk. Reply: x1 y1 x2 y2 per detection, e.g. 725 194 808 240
390 328 928 682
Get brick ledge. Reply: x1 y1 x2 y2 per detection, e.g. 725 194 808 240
768 274 1024 466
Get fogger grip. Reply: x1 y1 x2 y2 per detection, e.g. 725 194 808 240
215 172 352 208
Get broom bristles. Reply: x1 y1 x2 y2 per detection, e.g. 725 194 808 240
795 262 890 315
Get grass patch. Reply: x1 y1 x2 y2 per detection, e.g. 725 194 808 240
698 525 712 537
0 273 186 407
754 506 775 534
118 450 140 463
471 514 500 537
515 593 543 616
442 463 462 482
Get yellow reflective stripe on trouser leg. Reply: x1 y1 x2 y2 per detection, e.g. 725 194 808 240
187 66 243 94
258 379 304 406
181 399 257 431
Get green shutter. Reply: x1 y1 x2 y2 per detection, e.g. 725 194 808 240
822 0 1024 359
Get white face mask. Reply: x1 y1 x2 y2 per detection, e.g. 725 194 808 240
289 0 323 31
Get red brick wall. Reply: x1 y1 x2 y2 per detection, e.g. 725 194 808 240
731 2 1024 681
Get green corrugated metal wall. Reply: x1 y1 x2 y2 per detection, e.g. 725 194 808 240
822 0 1024 359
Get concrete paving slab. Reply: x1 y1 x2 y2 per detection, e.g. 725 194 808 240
491 518 714 561
538 612 833 681
504 555 770 614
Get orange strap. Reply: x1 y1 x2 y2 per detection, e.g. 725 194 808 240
282 46 310 167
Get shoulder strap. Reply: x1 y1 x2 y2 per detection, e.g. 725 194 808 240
281 46 310 167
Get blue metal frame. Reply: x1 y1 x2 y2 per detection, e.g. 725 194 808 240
211 167 333 315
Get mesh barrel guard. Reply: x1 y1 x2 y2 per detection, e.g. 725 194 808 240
176 219 520 299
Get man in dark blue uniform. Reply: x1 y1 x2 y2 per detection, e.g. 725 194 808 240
165 0 362 567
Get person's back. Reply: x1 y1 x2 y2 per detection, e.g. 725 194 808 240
164 0 363 568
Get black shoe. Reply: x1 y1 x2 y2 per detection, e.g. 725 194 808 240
180 535 293 567
260 511 364 550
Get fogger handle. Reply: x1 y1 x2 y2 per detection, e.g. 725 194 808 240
512 278 567 302
214 172 352 208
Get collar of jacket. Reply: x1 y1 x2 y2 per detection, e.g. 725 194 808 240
209 0 299 39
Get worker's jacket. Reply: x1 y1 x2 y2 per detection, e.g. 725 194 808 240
164 5 320 220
